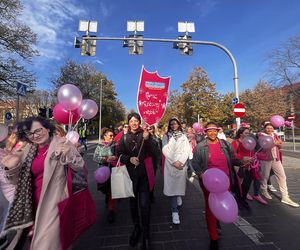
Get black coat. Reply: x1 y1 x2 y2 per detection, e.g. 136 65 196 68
118 128 157 193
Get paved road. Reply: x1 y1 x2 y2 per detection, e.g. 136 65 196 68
73 143 300 250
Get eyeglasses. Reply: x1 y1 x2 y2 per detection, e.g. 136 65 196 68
105 134 114 137
124 126 129 128
25 128 44 138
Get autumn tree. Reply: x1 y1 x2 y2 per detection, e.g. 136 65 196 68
240 80 289 129
165 67 223 125
52 60 126 128
0 0 38 99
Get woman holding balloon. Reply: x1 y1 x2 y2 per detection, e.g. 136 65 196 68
191 122 246 250
232 127 267 205
259 123 299 207
93 127 117 223
1 116 84 249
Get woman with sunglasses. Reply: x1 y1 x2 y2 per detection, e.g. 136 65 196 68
93 127 117 223
1 116 84 249
162 117 192 225
191 122 245 250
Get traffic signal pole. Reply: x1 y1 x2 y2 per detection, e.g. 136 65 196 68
82 36 241 128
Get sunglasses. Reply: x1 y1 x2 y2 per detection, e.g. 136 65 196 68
105 134 114 137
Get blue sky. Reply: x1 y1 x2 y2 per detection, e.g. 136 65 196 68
20 0 300 110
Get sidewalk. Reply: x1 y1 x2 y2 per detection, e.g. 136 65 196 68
73 144 300 250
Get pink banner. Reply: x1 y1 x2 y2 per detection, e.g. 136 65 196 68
137 66 170 125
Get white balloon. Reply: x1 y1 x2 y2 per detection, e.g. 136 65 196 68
79 99 98 119
57 84 82 111
0 124 8 142
66 131 80 144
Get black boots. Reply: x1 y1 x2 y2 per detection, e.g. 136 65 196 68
107 210 115 223
210 239 219 250
142 237 150 250
129 226 141 247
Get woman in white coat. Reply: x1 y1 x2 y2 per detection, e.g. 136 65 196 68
162 117 192 225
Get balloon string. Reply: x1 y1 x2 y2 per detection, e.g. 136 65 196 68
68 111 73 133
72 116 83 131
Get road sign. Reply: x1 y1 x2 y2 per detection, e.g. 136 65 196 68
232 97 239 105
233 103 246 117
5 112 12 120
17 82 27 96
287 115 295 120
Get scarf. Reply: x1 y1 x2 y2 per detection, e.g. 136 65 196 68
168 131 183 141
3 144 38 233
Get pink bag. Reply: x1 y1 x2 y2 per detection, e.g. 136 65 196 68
144 157 155 191
58 167 96 250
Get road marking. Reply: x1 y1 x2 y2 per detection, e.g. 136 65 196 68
187 174 279 248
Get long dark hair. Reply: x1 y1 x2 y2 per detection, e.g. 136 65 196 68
18 116 56 142
235 127 249 139
167 117 182 133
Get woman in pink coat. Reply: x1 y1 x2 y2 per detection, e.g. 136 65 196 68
1 116 84 249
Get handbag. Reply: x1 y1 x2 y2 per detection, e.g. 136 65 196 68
58 166 96 250
110 157 135 199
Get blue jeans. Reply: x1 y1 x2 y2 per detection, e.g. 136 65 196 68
170 196 179 213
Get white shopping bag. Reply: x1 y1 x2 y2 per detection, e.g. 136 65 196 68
111 157 134 199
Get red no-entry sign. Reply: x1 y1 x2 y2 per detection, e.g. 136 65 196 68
287 115 295 120
233 103 246 117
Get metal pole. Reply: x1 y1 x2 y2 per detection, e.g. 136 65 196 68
98 79 103 142
83 36 240 128
16 94 20 122
292 120 296 151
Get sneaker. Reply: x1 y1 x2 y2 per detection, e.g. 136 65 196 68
268 184 277 192
253 195 268 205
172 212 180 225
281 197 299 208
246 193 253 201
177 196 182 206
261 190 272 200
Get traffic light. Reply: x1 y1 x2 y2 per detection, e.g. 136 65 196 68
39 107 47 118
173 35 193 55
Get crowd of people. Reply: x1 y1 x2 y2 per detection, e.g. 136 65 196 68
0 113 298 250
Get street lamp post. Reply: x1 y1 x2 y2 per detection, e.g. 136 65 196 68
98 79 104 142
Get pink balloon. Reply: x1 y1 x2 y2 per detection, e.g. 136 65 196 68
208 191 238 224
79 99 98 120
242 136 256 151
66 131 80 144
53 103 80 125
270 115 284 128
258 136 274 149
284 121 292 127
94 166 110 184
57 84 82 111
192 122 202 133
0 124 8 142
202 168 230 193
